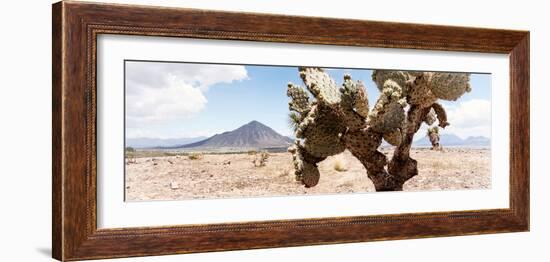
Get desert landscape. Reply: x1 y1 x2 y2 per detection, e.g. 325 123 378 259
125 63 493 201
125 148 490 201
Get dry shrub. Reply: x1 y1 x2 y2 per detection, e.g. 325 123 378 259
252 151 269 167
338 181 355 188
430 159 445 170
279 169 292 177
188 153 203 160
247 150 258 155
125 156 137 165
332 155 348 172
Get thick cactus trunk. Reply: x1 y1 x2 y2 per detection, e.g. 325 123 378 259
385 106 430 190
344 106 430 191
343 128 397 191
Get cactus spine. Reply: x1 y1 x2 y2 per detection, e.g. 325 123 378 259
287 68 470 191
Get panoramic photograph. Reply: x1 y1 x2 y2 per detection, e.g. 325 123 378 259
124 60 491 201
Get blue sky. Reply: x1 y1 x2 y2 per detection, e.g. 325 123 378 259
125 61 491 139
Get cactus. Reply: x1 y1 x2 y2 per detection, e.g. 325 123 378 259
427 126 442 151
287 68 470 191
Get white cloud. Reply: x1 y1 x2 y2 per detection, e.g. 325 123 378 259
126 62 248 92
443 99 491 138
125 78 207 127
413 99 491 141
125 62 248 128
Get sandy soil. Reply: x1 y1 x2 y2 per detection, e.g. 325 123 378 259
125 148 490 201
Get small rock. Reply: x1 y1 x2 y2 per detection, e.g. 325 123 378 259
170 182 179 190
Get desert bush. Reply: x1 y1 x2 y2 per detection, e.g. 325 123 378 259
162 152 178 156
247 150 258 155
430 160 445 170
332 156 348 172
125 156 137 165
188 153 203 160
252 151 269 167
125 147 137 159
279 169 292 177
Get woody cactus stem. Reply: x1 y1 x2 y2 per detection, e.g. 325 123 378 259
287 68 470 191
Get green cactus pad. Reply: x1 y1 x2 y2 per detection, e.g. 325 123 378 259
299 67 341 106
340 75 370 119
368 79 406 133
407 73 438 107
354 82 370 118
372 70 410 94
424 108 437 125
383 129 403 146
287 83 311 114
429 72 471 101
300 161 321 187
431 102 449 128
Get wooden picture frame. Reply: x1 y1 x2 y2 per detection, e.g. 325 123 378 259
52 1 529 261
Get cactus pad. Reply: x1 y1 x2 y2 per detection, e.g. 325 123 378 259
429 72 471 101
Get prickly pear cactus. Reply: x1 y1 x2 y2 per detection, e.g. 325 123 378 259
427 126 442 151
287 68 470 191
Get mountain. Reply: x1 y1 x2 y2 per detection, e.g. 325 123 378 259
178 121 293 149
126 137 207 149
413 134 490 147
463 136 491 146
414 133 463 146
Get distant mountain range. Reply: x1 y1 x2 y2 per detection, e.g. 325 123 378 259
413 134 490 147
132 121 293 150
126 137 207 149
128 121 489 149
178 120 293 149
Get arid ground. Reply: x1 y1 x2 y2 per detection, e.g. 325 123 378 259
125 148 490 201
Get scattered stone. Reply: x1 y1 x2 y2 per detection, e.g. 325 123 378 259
125 150 490 201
